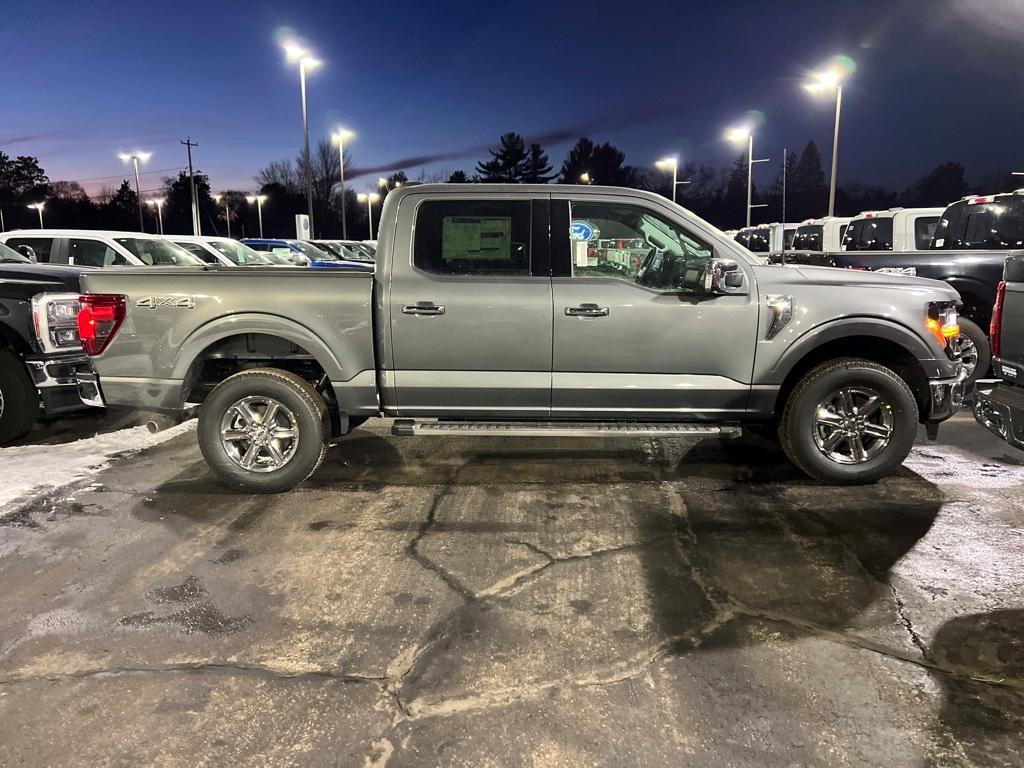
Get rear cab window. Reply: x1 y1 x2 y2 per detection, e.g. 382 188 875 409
843 218 893 250
414 199 531 276
793 225 823 251
914 216 939 249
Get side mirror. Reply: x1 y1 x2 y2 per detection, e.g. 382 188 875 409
16 245 37 262
704 257 747 295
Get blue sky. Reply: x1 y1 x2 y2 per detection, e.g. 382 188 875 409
3 0 1024 196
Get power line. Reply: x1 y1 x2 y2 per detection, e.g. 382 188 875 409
72 166 186 183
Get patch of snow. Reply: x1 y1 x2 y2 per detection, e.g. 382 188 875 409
905 443 1024 488
0 421 195 516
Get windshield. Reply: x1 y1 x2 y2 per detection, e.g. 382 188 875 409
114 238 205 266
792 225 823 251
842 218 893 251
293 241 336 260
931 197 1024 249
208 239 273 265
333 242 375 261
0 242 29 263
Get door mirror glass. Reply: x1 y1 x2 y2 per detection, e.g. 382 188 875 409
705 258 747 295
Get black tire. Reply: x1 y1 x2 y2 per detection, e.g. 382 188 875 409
954 317 990 392
780 358 918 485
0 349 39 444
198 368 328 493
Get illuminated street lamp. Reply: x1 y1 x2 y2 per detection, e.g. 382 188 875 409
804 57 853 217
145 198 165 234
214 194 231 238
27 202 44 228
654 157 692 203
118 151 151 231
246 194 267 238
358 192 381 239
724 125 769 227
579 172 591 184
332 127 355 239
284 40 321 237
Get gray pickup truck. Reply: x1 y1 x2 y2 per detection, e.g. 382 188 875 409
77 184 965 491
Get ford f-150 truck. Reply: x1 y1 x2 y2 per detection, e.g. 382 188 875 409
975 254 1024 449
0 245 99 442
77 184 965 492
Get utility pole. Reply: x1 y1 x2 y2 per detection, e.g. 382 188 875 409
780 148 788 265
181 137 200 235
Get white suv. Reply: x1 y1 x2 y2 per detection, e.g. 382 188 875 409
165 235 277 267
0 229 204 267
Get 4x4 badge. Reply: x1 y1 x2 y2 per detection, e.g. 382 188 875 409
136 296 196 310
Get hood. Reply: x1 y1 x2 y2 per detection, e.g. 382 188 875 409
791 264 959 295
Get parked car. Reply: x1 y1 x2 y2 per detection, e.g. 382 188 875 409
78 183 964 492
0 229 205 268
841 208 943 252
167 235 277 267
975 253 1024 449
930 191 1024 251
734 223 798 256
791 217 853 252
240 238 369 269
0 244 99 442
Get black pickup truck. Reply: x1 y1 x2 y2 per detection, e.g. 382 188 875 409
0 244 100 442
770 192 1024 387
975 254 1024 449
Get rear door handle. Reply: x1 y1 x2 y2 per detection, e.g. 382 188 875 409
402 302 445 316
565 304 609 317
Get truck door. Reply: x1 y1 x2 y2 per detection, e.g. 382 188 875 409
549 194 759 418
386 192 552 417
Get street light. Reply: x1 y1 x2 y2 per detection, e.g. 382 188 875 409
579 172 591 184
724 125 769 227
804 58 853 217
145 198 166 234
27 202 44 228
654 157 692 203
332 127 355 239
357 192 381 239
118 151 151 231
246 194 267 238
214 194 231 238
284 40 321 238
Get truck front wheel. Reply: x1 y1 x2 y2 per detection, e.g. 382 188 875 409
780 358 918 485
0 349 39 444
198 368 328 493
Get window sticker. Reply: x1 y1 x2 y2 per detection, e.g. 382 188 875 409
442 216 511 261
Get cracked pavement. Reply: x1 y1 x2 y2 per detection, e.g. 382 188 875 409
0 412 1022 766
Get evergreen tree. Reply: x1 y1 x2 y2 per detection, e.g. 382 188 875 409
162 171 216 235
522 144 554 183
447 170 470 183
558 137 595 183
901 162 969 207
102 180 140 230
790 141 828 220
476 132 529 182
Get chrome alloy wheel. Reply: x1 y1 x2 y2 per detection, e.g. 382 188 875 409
219 396 299 473
953 332 978 381
813 387 894 465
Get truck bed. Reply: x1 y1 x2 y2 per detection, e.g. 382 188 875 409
80 266 377 412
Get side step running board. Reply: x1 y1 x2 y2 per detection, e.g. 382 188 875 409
392 419 742 438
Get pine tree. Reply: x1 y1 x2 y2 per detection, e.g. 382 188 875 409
558 137 595 184
522 144 554 183
447 170 470 183
791 141 828 219
476 132 529 182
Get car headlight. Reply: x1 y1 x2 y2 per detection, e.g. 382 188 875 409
926 303 960 349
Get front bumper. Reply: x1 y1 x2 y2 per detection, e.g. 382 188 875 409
925 373 965 422
974 383 1024 451
23 353 105 416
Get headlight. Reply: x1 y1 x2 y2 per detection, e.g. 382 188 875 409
926 303 960 349
31 293 82 353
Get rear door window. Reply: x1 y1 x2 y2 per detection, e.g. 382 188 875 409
68 238 129 267
414 199 531 276
5 237 55 262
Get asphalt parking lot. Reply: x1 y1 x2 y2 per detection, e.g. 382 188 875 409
0 412 1022 767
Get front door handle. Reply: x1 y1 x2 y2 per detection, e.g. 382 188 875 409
402 302 446 316
565 304 609 317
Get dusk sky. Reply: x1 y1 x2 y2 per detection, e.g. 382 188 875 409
3 0 1024 197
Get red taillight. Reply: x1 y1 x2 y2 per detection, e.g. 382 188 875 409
991 281 1006 358
77 294 126 355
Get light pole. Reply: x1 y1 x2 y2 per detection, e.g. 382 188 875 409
246 195 267 238
725 125 769 227
358 192 381 240
804 60 851 217
27 202 44 228
118 151 151 231
654 157 692 203
332 128 355 239
145 198 165 234
284 40 321 238
215 195 231 237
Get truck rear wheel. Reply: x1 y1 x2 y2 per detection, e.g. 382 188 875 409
0 349 39 444
198 368 328 493
780 358 918 485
